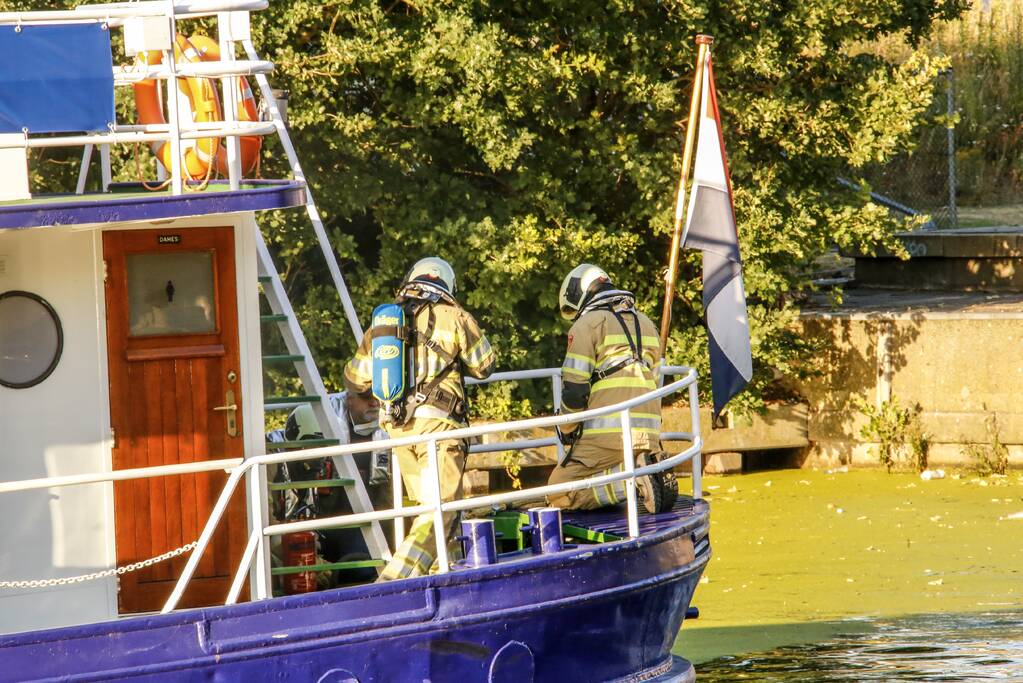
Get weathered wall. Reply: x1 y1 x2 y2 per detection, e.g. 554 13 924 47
798 301 1023 468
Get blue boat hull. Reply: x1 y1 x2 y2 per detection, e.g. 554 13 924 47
1 501 709 682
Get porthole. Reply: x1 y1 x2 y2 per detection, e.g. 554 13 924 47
0 291 63 389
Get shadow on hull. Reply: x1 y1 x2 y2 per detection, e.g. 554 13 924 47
1 502 709 682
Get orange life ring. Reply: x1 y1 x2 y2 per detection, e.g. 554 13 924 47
187 35 262 176
133 34 222 180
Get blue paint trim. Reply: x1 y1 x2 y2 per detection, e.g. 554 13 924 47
0 502 710 682
0 181 306 230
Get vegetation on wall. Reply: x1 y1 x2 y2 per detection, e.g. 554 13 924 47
854 395 929 473
963 411 1010 476
251 0 965 416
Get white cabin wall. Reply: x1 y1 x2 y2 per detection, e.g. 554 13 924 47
237 215 267 464
0 212 266 634
0 226 115 633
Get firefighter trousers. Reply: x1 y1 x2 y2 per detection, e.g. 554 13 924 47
547 440 650 510
378 417 465 580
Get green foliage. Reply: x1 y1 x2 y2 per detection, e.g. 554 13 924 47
498 451 524 491
249 0 964 415
853 395 929 472
963 412 1010 476
3 0 968 417
874 0 1023 205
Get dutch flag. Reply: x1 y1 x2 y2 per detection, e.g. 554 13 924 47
680 53 753 420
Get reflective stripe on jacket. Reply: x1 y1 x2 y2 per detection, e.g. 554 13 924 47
344 302 495 427
560 307 661 450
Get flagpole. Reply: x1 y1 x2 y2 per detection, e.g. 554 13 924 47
658 34 714 359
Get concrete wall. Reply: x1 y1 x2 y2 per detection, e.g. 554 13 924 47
798 305 1023 468
0 214 263 634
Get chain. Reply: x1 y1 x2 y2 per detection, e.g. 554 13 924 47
0 541 198 590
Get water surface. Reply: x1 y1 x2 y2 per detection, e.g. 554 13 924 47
697 611 1023 681
671 469 1023 678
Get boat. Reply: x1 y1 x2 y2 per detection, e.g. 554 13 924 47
0 2 709 680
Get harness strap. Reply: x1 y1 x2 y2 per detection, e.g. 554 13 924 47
397 302 465 422
593 307 648 381
368 324 409 341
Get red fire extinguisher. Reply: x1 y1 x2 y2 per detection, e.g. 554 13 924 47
281 531 318 595
317 458 335 498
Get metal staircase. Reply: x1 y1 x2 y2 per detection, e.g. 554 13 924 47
256 235 391 565
242 36 390 569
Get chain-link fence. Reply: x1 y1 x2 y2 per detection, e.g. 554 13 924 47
857 69 958 230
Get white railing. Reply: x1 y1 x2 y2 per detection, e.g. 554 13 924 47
167 365 702 612
0 366 703 615
0 0 277 195
466 367 566 462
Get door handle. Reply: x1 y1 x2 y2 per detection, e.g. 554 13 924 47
214 389 239 437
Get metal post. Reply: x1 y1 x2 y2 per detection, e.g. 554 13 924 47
552 373 564 464
620 409 639 538
161 466 247 613
164 2 184 195
99 144 112 191
688 379 702 499
75 144 93 195
946 68 958 229
426 440 450 573
218 11 241 190
248 463 271 600
660 35 713 358
392 446 405 547
226 529 260 605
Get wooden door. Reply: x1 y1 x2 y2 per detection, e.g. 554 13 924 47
103 226 248 613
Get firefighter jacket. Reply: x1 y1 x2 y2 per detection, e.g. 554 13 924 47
560 305 661 451
344 301 496 427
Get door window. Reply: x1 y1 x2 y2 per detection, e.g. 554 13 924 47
126 251 217 337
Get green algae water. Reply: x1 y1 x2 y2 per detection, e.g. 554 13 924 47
671 469 1023 678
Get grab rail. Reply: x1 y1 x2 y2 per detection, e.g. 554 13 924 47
164 366 701 613
0 366 701 614
0 0 276 195
0 1 269 25
0 458 242 495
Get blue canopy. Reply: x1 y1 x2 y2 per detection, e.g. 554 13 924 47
0 23 115 134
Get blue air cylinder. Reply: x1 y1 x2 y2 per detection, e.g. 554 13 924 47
370 303 406 404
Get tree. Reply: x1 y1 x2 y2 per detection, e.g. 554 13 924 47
252 0 965 416
5 0 968 417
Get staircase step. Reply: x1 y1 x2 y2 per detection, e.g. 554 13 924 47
260 314 289 323
271 559 384 576
264 395 322 409
267 478 354 491
266 438 340 450
262 354 304 363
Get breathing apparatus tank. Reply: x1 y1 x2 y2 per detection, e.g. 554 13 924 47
370 303 407 419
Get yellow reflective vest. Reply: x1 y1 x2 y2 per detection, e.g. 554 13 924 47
344 301 495 427
560 307 661 451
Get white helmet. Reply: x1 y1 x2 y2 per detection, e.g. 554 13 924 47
284 403 322 441
559 264 611 320
403 257 456 296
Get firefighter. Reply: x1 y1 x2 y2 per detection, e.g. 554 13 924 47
548 264 674 513
344 257 496 580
